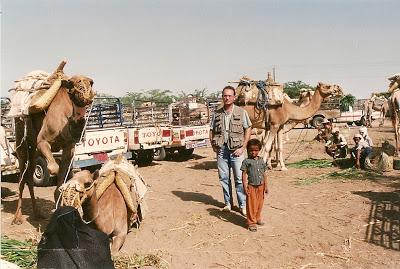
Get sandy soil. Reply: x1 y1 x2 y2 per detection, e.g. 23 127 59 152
1 121 399 269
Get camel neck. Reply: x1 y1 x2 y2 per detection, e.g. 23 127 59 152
284 89 324 121
82 193 99 225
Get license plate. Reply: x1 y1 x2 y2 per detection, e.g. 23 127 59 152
185 140 208 149
93 152 109 162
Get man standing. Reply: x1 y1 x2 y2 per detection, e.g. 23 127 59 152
210 85 252 215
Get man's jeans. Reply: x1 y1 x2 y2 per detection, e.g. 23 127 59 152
217 144 246 209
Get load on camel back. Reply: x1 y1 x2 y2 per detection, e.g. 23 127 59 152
57 155 148 254
232 73 343 170
6 61 96 225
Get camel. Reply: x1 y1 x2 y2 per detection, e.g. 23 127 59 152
369 95 389 126
387 73 400 155
236 82 342 170
362 99 373 127
59 156 146 254
12 61 95 224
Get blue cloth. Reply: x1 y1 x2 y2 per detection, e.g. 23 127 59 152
217 144 246 208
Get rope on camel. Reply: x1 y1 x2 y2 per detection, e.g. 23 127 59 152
56 101 95 209
284 127 309 162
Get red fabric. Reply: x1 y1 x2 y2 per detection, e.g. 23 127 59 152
246 184 265 226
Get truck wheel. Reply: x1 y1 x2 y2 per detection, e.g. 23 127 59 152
33 156 51 187
347 122 354 126
355 120 362 126
153 147 166 161
178 147 194 157
311 116 325 129
135 149 154 166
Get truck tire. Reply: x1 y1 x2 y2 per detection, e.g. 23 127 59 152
178 147 194 157
311 116 325 129
33 156 52 187
153 147 166 161
355 120 362 126
135 149 154 166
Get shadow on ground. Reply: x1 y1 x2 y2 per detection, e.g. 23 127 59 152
1 188 54 230
163 153 206 163
353 190 400 251
172 190 246 228
188 160 217 170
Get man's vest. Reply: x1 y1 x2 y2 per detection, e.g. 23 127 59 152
212 105 245 150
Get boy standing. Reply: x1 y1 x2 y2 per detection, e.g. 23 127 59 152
241 139 269 232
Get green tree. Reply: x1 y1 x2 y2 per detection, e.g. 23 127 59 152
121 89 177 106
339 94 356 112
283 81 314 99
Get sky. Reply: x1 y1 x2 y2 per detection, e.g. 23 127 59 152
1 0 399 99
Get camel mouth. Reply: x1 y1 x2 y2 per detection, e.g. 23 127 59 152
59 179 95 211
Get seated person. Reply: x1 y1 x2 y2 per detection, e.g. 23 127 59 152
315 119 332 142
351 134 373 169
325 127 348 159
359 126 373 147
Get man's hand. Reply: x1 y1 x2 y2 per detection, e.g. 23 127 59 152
233 146 244 157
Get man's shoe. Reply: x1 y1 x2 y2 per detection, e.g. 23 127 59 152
241 207 247 216
222 205 231 212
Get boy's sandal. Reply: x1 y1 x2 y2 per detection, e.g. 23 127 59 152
257 221 265 226
248 226 257 232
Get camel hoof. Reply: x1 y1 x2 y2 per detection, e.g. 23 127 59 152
12 216 23 225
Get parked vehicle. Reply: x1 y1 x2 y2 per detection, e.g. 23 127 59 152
333 99 381 126
131 97 211 161
126 105 167 165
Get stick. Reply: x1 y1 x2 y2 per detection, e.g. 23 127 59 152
316 252 349 261
169 225 189 231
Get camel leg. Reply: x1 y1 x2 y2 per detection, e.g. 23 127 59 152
276 128 287 171
262 126 279 169
111 234 127 255
12 168 27 225
37 140 59 176
54 145 74 203
27 151 43 219
394 113 400 156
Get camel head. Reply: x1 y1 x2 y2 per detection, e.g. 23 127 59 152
59 170 99 210
62 75 96 107
315 82 343 99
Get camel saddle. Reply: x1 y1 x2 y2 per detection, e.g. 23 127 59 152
235 76 285 108
7 70 63 117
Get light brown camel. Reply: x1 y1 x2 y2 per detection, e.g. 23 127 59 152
388 74 400 155
369 95 389 126
59 156 145 254
237 82 342 170
12 61 95 224
363 99 373 127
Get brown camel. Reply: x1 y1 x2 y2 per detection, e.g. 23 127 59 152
59 156 145 254
12 61 95 224
388 74 400 155
237 82 342 170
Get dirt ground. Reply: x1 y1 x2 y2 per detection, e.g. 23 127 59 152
1 121 399 269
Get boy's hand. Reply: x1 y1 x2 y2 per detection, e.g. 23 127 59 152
264 187 269 194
